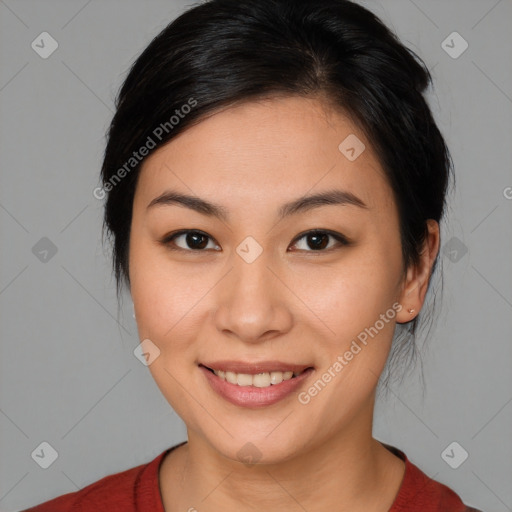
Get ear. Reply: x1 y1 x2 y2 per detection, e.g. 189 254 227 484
396 219 440 324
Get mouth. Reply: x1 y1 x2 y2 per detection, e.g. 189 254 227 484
199 362 315 408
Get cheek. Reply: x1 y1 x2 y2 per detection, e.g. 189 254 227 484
129 235 216 358
291 245 401 342
129 243 202 415
292 243 403 408
130 233 177 335
292 253 402 412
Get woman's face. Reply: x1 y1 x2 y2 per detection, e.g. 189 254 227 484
129 96 429 464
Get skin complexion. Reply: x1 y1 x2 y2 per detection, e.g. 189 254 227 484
128 95 440 512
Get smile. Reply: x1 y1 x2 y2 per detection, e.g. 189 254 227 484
199 363 315 408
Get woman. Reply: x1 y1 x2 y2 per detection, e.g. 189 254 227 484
23 0 483 510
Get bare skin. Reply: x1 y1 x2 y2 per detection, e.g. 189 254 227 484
128 95 440 511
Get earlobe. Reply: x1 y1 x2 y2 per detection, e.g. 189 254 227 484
395 219 440 324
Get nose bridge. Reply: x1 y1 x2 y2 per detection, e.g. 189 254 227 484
229 239 278 307
213 238 290 341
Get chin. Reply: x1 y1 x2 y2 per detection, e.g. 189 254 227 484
203 431 306 467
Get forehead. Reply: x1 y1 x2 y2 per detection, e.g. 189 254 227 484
135 95 395 217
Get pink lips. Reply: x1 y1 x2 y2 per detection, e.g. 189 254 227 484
199 364 314 408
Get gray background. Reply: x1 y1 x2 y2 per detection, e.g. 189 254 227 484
1 1 511 511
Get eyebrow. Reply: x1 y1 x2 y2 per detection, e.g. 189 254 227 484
146 188 368 222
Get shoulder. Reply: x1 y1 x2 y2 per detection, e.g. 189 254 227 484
20 447 172 512
386 445 484 512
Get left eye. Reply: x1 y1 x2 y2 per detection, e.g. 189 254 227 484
289 230 349 252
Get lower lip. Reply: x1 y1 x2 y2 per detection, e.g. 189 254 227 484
199 365 315 408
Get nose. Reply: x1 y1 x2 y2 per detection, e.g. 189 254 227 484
213 246 293 344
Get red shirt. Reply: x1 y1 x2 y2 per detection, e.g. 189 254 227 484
22 442 482 512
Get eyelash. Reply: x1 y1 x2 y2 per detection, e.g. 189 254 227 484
159 229 351 254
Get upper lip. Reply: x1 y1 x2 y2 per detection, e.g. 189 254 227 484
200 361 313 375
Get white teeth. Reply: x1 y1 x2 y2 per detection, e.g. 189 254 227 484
270 372 284 385
253 373 271 387
212 369 297 387
237 373 253 386
225 371 237 384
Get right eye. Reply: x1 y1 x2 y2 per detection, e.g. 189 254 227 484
160 230 220 252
